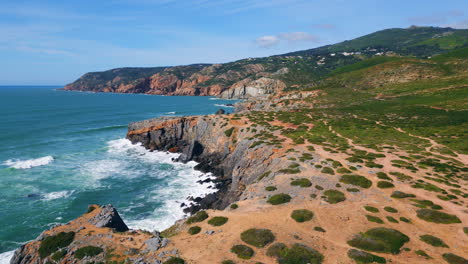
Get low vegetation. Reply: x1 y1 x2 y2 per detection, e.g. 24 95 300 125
347 249 386 264
391 191 416 199
340 175 372 188
267 193 292 205
186 211 208 224
231 244 254 259
347 227 410 254
188 226 201 235
377 181 394 189
442 253 468 264
291 178 312 187
38 232 75 258
241 228 275 248
291 209 314 222
366 215 384 224
163 257 186 264
364 206 379 213
275 243 324 264
208 216 229 226
74 246 103 259
416 209 461 224
419 235 449 248
324 190 346 204
384 207 398 213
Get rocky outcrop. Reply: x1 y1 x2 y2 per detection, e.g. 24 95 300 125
9 205 175 264
219 77 286 99
63 63 271 98
87 204 129 232
126 115 280 212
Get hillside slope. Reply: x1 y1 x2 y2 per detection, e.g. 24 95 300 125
63 26 468 99
13 47 468 264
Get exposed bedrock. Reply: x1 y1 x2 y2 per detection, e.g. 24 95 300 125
126 116 277 212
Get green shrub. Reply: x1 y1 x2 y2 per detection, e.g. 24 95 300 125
75 246 103 259
384 207 398 213
188 226 201 235
51 249 67 261
415 250 431 259
291 178 312 187
399 217 411 223
314 227 326 232
163 257 185 264
377 181 394 189
231 244 254 259
337 168 351 174
366 215 384 224
267 193 292 205
419 235 449 248
390 191 415 199
265 186 277 191
315 185 324 190
38 232 75 258
376 172 392 181
266 243 287 258
241 229 275 248
321 167 334 175
208 216 229 226
221 260 235 264
87 205 96 213
186 211 208 224
347 188 360 192
324 190 346 204
277 243 324 264
224 127 235 137
464 227 468 234
347 249 386 263
230 204 238 209
442 253 468 264
347 227 410 254
386 216 399 223
291 209 314 223
340 175 372 188
416 209 461 224
364 206 379 213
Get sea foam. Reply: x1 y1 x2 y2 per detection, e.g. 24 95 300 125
3 156 54 169
0 250 14 264
106 139 217 231
42 190 74 201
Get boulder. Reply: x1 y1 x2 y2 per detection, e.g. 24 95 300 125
88 205 129 232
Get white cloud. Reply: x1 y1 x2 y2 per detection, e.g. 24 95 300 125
255 32 319 48
278 32 319 42
255 35 280 47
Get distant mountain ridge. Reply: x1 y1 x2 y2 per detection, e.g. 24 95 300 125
63 26 468 98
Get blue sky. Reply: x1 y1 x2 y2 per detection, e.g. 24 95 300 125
0 0 467 85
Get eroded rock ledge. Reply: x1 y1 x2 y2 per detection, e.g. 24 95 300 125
126 114 278 213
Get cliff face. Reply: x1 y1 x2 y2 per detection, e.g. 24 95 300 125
126 115 282 211
64 63 286 98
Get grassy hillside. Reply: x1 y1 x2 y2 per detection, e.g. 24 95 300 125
65 27 468 93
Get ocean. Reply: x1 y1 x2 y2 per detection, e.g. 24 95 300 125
0 86 236 262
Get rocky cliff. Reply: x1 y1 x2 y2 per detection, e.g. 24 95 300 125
64 63 287 98
126 114 284 212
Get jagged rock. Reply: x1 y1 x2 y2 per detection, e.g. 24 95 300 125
215 109 225 115
88 204 129 232
220 77 286 99
144 236 169 252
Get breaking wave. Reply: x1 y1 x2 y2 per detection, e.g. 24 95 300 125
3 156 54 169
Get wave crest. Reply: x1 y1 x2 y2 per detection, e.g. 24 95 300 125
3 156 54 169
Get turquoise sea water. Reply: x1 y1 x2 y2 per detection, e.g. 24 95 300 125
0 86 235 260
